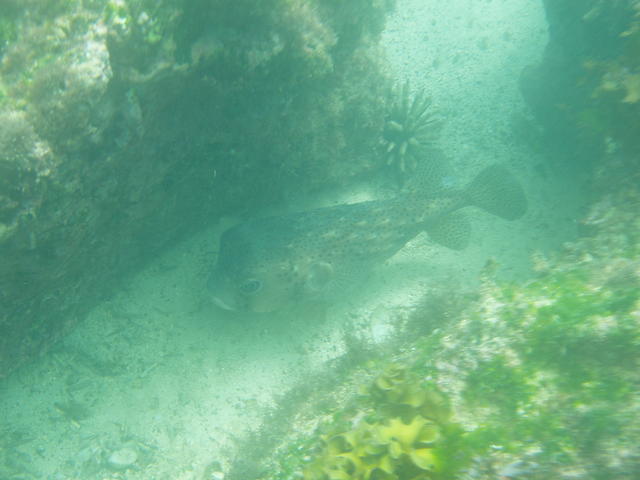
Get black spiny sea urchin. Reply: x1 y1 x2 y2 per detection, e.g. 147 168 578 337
382 82 441 175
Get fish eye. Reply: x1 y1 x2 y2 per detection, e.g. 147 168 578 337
239 279 262 295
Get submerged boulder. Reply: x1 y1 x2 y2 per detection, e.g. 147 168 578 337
0 0 396 378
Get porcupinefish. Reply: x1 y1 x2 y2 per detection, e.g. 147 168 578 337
207 165 527 312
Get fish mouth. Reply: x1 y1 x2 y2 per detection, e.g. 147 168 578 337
207 273 239 311
211 295 237 311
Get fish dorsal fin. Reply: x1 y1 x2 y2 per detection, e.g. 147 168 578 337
426 212 470 250
305 262 334 293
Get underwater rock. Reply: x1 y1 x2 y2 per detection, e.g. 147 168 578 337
0 0 395 379
520 0 640 158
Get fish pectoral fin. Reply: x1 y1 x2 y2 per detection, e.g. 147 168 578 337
305 262 334 293
426 212 470 250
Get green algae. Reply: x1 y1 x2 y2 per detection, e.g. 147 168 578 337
463 356 534 416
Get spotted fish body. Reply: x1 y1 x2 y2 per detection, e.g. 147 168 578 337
208 165 527 312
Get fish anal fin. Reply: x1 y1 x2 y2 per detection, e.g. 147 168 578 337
427 212 470 250
465 165 527 220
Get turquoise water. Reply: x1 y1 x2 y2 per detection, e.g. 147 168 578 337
0 1 638 479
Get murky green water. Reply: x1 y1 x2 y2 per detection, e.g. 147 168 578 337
0 1 638 479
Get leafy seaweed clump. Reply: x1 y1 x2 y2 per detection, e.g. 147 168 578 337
299 365 467 480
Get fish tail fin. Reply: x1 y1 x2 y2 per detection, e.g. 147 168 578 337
464 165 527 220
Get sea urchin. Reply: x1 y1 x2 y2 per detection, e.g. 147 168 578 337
382 82 441 174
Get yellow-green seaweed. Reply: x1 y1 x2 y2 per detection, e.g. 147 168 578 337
302 366 454 480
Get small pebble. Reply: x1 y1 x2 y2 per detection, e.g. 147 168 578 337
107 447 138 470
